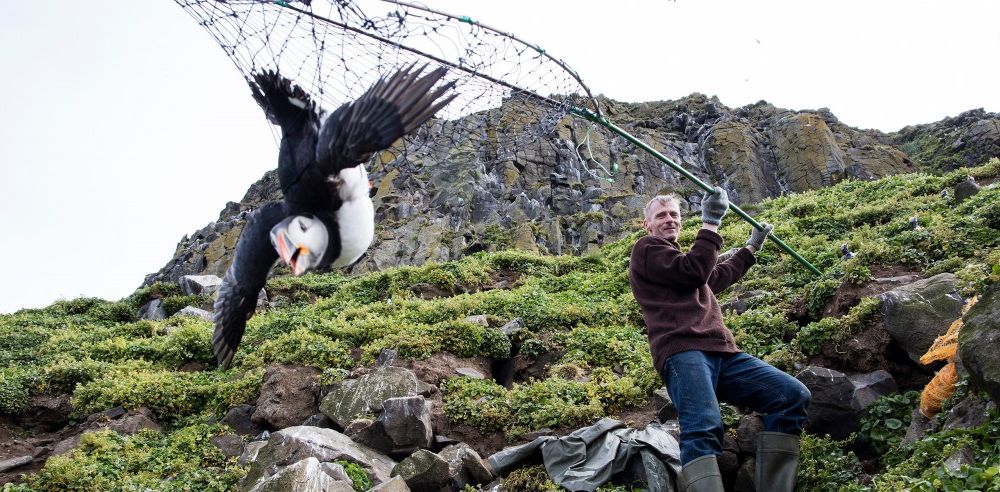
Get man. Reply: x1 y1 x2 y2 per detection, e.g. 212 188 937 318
629 189 810 492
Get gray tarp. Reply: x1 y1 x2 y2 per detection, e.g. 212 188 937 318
487 418 682 492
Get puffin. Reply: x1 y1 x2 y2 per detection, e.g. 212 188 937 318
211 64 456 368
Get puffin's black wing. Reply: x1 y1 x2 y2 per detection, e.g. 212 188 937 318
249 71 321 201
212 202 286 369
315 63 457 173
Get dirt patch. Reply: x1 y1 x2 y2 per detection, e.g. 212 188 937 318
821 265 923 319
402 353 493 386
0 422 60 486
613 400 661 430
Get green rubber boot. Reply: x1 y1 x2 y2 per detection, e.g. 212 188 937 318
755 432 800 492
679 454 724 492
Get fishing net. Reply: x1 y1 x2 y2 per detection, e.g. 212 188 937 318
174 0 604 169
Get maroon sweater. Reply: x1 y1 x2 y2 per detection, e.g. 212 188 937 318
629 229 757 372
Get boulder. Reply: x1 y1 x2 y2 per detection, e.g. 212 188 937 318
223 404 267 436
391 449 451 491
942 395 993 431
245 456 353 492
137 298 167 321
880 273 964 363
253 365 321 430
954 177 982 203
959 281 1000 403
175 306 214 321
179 274 223 296
438 442 494 489
320 366 431 428
797 366 897 440
0 456 33 474
212 434 246 459
349 396 433 456
369 476 410 492
240 426 396 490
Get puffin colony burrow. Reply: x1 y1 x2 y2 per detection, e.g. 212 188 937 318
211 64 456 369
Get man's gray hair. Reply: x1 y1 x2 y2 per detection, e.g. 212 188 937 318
644 194 682 219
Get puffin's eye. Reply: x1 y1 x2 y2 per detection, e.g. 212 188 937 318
299 220 308 232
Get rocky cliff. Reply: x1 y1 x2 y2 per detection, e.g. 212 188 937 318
143 95 999 286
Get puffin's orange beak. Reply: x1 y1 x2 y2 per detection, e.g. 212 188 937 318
291 247 309 276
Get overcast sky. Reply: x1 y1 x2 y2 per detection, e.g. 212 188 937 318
1 0 997 314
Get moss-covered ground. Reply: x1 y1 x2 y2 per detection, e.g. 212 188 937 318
1 159 998 491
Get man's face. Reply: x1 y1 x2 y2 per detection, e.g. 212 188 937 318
644 200 682 241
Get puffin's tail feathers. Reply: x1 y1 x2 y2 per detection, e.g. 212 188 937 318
316 63 456 169
249 70 319 129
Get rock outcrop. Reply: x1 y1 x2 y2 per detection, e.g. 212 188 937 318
143 96 995 286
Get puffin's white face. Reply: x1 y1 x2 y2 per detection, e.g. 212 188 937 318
270 215 329 276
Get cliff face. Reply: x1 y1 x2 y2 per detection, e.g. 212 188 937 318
142 95 999 286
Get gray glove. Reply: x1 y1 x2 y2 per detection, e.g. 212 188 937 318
747 223 773 251
701 187 729 225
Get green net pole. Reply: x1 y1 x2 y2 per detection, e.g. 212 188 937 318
571 107 822 276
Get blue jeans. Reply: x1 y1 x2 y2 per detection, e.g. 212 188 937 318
660 350 811 465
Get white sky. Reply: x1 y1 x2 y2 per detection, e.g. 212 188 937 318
1 0 997 314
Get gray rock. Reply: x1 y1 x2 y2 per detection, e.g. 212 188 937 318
320 366 430 428
137 298 167 321
175 306 214 321
180 274 223 296
320 462 354 484
439 442 494 488
734 457 756 492
301 413 335 428
954 177 981 203
848 370 898 410
464 314 490 326
797 366 897 440
498 317 525 336
246 456 353 492
943 446 976 473
735 415 763 454
943 395 993 431
901 408 931 447
223 404 267 436
0 456 32 473
880 273 964 363
377 349 398 367
391 449 451 491
239 441 268 465
212 434 246 459
253 365 321 430
351 396 433 456
455 367 485 379
369 476 410 492
240 426 396 490
959 281 1000 403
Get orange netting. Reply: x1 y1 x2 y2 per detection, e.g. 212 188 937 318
920 362 959 418
917 296 978 418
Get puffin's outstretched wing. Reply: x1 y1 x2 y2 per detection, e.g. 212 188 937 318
212 202 286 369
249 71 321 201
315 63 457 173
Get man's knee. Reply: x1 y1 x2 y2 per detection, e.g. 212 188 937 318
784 379 811 415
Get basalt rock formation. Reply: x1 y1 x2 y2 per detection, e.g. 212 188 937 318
143 95 999 286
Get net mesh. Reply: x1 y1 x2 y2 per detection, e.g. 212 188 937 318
175 0 603 166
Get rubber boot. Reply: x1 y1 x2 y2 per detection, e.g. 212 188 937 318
679 454 724 492
755 432 800 492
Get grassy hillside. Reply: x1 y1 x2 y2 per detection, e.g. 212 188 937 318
1 159 998 491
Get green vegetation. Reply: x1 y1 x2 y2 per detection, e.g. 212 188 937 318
0 159 998 490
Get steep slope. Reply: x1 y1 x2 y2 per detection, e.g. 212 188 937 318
1 159 998 490
143 95 998 294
